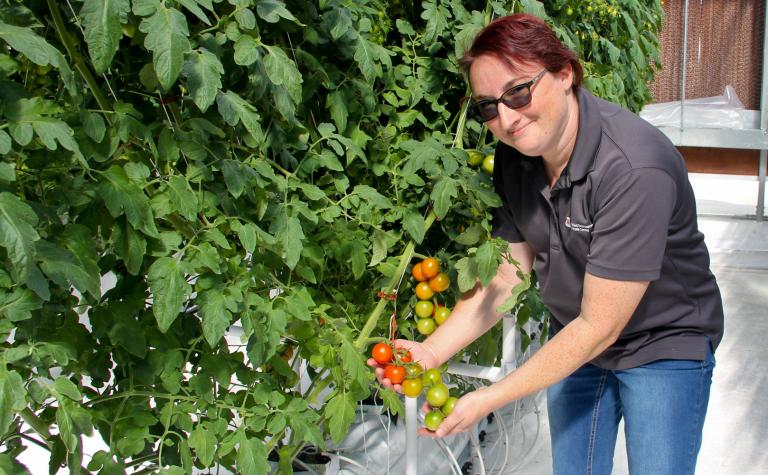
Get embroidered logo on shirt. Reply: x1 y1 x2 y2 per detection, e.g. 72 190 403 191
564 216 593 232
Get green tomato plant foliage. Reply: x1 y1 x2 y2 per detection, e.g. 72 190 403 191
0 0 662 473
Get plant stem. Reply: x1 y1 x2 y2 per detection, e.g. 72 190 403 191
353 209 437 350
47 0 113 119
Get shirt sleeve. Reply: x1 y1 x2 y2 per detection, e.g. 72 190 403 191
491 203 525 243
490 149 525 243
586 167 677 281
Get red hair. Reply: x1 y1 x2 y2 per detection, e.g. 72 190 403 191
460 14 583 91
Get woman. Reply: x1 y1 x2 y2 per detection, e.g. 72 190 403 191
369 14 724 475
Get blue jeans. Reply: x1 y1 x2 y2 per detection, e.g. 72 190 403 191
547 347 715 475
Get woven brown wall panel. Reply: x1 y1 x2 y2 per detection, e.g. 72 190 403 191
650 0 765 110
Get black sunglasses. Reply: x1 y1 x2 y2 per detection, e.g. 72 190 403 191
467 69 547 123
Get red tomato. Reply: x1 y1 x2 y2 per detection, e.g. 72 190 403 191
384 364 406 384
371 343 393 365
396 347 413 363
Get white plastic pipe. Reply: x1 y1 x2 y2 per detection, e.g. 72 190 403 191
405 396 419 475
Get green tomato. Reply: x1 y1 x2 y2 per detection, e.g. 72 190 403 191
481 154 494 175
467 150 484 166
442 396 458 416
415 300 434 318
416 318 436 335
426 383 450 408
422 368 443 387
434 306 451 325
424 410 444 432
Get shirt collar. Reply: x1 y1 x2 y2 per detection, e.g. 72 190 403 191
553 88 603 190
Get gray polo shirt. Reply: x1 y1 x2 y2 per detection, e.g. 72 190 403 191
491 88 724 370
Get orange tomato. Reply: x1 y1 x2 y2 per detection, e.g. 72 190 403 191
412 262 426 282
415 281 434 300
428 273 450 292
420 257 440 279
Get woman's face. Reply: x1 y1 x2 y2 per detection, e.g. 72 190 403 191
468 55 576 159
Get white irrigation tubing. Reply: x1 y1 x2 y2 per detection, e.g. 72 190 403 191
469 427 487 475
326 452 385 475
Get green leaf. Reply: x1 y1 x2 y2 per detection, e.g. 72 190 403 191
379 388 404 416
256 0 300 24
4 98 86 166
454 22 483 59
455 224 484 246
454 256 478 293
338 336 368 384
53 377 82 402
37 241 101 298
402 210 426 244
0 21 78 97
0 130 10 155
236 430 269 475
99 165 157 236
235 8 256 30
324 392 356 444
0 163 13 182
476 241 499 288
198 288 234 347
167 176 198 221
352 185 392 209
0 192 40 283
421 1 451 43
0 454 30 475
497 273 531 314
182 48 223 112
148 257 192 332
0 288 41 322
139 4 191 90
369 229 389 267
111 220 146 275
327 90 348 133
83 112 106 143
279 286 314 321
80 0 131 73
519 0 549 19
280 216 304 270
325 8 352 40
216 90 264 142
430 177 458 220
188 424 216 467
221 159 252 198
262 44 302 104
0 365 25 435
353 35 379 82
178 0 212 26
233 35 261 66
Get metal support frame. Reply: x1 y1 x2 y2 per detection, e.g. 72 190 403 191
404 315 520 474
654 1 768 220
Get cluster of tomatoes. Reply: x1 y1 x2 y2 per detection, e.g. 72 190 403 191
370 342 458 432
411 257 452 335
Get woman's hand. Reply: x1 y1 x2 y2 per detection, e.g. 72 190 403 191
366 339 440 393
418 386 497 438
